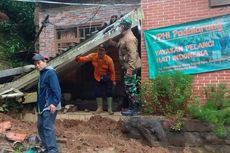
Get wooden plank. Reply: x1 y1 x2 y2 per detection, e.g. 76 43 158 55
0 8 144 96
0 89 24 99
0 65 34 78
0 67 22 78
22 92 37 104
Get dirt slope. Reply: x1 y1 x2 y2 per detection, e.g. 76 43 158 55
0 113 198 153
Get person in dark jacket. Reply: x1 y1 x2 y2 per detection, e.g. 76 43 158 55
32 53 61 153
109 15 118 25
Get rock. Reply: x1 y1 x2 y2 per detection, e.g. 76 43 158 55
184 132 203 147
204 145 230 153
5 132 27 142
224 139 230 145
201 133 224 145
167 132 185 147
183 119 213 132
122 117 166 146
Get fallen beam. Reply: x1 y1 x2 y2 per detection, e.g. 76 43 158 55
0 88 24 99
0 65 34 78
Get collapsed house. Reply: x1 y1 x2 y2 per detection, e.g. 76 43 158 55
2 0 229 110
0 0 144 111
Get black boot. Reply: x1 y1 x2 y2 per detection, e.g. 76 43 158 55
121 103 140 116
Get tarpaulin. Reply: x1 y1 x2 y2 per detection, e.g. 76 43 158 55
144 14 230 79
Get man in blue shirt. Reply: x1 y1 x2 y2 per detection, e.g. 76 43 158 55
32 53 61 153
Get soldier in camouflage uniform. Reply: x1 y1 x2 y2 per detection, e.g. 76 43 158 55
109 17 141 116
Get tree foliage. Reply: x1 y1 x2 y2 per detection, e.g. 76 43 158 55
0 0 35 67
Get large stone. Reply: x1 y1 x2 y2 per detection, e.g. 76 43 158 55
122 117 166 146
183 119 213 132
184 132 203 147
167 132 186 147
204 145 230 153
201 133 224 145
224 139 230 145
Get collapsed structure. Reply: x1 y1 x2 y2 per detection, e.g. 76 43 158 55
0 8 144 105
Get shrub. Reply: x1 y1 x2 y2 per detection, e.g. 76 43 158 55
204 83 230 109
188 83 230 138
140 71 193 131
0 99 23 113
140 71 193 116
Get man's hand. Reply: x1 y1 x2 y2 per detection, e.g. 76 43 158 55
49 104 57 113
125 69 132 77
113 81 116 86
75 56 80 62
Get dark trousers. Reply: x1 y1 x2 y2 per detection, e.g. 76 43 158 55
95 79 113 98
37 111 58 153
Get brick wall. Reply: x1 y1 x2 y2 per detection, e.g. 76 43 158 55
141 0 230 102
37 4 138 57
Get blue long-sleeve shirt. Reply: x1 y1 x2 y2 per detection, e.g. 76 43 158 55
37 66 61 114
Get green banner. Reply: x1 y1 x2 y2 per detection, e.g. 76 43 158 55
144 14 230 79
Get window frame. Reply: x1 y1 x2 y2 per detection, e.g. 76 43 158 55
55 23 102 53
209 0 230 7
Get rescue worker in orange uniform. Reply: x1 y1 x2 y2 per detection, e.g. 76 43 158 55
75 45 116 115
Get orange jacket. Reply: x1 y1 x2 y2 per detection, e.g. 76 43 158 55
76 53 115 82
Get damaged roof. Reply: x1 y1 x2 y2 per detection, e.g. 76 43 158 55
47 0 140 3
16 0 140 5
0 8 144 99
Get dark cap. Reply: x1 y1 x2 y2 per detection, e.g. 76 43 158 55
32 53 45 61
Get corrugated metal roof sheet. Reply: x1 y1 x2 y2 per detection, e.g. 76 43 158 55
15 0 140 6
